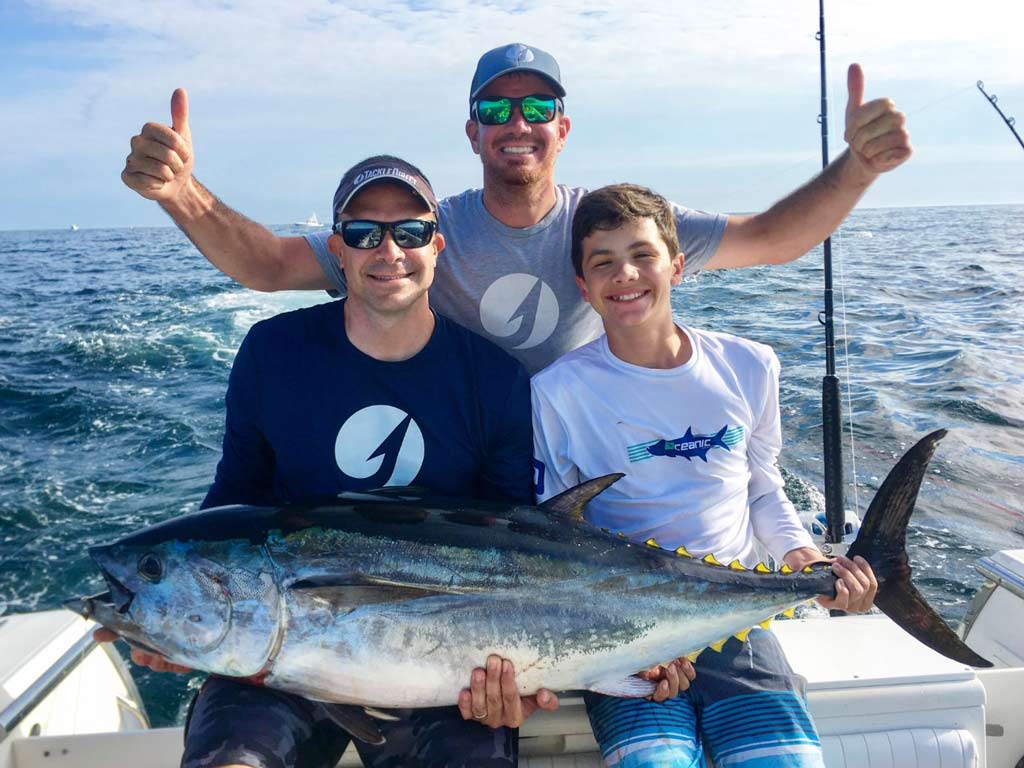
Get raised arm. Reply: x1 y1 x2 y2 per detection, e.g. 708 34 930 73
122 89 332 292
707 64 911 270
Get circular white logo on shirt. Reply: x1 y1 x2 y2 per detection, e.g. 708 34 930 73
334 405 424 487
479 274 559 350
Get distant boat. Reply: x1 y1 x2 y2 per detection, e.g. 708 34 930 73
69 224 79 231
294 212 322 227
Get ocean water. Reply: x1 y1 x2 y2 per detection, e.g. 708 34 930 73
1 205 1022 726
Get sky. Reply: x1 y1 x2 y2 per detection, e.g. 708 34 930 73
0 0 1021 231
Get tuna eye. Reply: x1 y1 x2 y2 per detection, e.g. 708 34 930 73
138 553 163 583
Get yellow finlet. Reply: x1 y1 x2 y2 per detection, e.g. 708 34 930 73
802 565 815 573
617 532 626 538
759 617 773 630
708 638 727 652
685 648 705 662
645 538 660 549
780 564 794 574
754 562 771 574
702 554 723 567
675 546 693 558
781 607 796 619
727 560 746 571
733 628 752 643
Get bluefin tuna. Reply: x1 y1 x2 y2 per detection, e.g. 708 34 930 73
68 430 990 741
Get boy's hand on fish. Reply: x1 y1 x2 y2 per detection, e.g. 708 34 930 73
458 655 559 728
93 628 193 674
783 548 878 613
818 555 878 613
639 657 696 702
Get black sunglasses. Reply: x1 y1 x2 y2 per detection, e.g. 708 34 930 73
472 95 563 125
333 219 437 250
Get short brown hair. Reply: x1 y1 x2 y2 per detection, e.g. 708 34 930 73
571 184 680 278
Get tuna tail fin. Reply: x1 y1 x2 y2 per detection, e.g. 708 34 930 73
846 429 992 668
542 474 624 521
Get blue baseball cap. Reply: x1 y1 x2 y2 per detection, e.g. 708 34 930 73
469 43 566 104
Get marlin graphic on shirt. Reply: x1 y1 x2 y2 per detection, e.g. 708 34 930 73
627 425 746 463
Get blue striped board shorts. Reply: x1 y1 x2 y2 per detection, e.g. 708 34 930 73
584 629 824 768
181 676 517 768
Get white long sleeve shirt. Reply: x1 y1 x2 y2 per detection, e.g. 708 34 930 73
531 325 813 567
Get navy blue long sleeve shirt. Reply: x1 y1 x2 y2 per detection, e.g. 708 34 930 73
203 300 533 509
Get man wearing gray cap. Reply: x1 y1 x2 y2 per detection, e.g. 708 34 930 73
109 155 541 768
121 42 910 377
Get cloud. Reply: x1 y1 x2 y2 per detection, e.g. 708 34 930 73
0 0 1020 228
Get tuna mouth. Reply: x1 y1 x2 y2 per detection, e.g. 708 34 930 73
63 590 112 619
87 546 135 614
103 571 135 613
63 577 132 618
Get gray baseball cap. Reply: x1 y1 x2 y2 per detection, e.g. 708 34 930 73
332 156 438 224
469 43 566 104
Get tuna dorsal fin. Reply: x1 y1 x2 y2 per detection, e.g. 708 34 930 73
541 474 624 521
352 486 433 497
588 674 657 698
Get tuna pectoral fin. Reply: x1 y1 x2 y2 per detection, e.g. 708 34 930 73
846 429 992 668
588 675 658 698
542 474 624 521
316 703 387 745
290 579 451 610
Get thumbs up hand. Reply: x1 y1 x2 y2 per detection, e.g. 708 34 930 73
122 88 195 203
843 64 912 177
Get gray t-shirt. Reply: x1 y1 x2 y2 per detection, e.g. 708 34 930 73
307 185 726 374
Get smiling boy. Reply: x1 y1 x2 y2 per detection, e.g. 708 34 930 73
531 183 878 768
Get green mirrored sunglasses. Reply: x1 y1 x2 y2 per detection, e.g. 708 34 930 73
472 95 563 125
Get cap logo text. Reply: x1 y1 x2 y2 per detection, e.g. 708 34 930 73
354 167 420 188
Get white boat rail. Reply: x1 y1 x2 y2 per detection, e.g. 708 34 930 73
0 629 96 742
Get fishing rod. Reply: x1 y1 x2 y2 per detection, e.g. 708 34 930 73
816 0 845 549
977 80 1024 150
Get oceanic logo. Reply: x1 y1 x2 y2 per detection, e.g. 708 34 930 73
627 425 745 463
334 405 425 487
479 274 559 350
